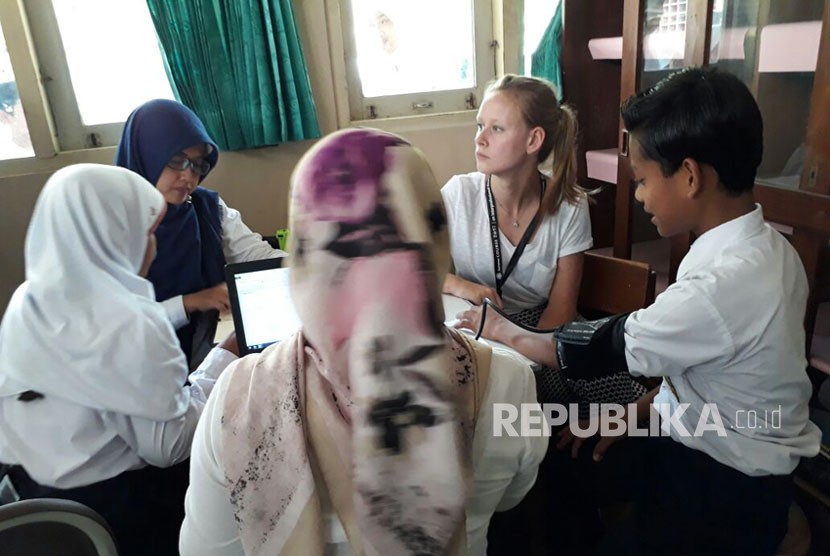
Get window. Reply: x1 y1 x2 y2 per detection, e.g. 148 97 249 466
643 0 687 71
658 0 688 32
340 0 495 120
0 23 34 160
24 0 173 151
0 0 172 158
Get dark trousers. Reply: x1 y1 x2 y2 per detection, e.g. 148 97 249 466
487 431 643 555
8 460 190 556
488 436 791 556
596 437 791 556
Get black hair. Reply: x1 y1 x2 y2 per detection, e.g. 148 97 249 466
621 67 762 195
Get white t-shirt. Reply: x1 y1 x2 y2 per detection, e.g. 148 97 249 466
179 348 547 556
441 172 593 311
624 205 821 476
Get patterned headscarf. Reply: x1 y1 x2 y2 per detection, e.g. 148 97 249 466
220 129 479 555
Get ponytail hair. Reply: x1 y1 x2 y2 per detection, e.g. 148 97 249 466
486 74 586 215
540 103 581 215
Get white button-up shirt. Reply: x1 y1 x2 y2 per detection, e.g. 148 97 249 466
625 205 821 476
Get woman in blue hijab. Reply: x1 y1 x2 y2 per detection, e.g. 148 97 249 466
115 99 285 367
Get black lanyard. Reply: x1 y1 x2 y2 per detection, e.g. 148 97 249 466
484 174 546 297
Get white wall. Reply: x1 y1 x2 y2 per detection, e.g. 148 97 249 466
0 0 520 311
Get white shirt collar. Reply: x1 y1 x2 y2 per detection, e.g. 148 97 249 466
677 203 765 279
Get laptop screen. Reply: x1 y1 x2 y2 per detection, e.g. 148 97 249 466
224 260 301 355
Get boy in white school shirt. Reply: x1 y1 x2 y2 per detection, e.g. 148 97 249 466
457 67 821 555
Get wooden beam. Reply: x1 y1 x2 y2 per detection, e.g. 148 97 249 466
801 0 830 195
684 0 714 66
614 0 645 259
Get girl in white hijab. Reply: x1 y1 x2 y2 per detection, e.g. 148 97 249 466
0 164 236 556
180 129 547 555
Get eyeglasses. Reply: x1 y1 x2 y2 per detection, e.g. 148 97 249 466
166 156 211 176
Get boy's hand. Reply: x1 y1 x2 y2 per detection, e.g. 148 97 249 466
556 404 629 461
556 423 625 462
556 388 659 461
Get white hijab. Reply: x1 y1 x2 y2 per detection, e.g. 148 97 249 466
0 163 190 420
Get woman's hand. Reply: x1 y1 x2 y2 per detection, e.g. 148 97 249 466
443 274 503 308
183 284 230 314
464 283 504 308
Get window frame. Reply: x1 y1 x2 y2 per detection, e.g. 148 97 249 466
24 0 174 152
0 0 522 176
0 0 181 175
0 0 58 163
24 0 93 152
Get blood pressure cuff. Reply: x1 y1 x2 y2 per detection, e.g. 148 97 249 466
553 313 630 380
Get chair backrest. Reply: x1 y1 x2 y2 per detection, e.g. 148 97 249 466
0 498 119 556
578 252 657 317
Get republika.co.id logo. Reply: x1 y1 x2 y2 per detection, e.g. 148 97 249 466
492 403 783 438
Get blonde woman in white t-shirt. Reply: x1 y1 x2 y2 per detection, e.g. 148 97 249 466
441 77 606 555
441 74 593 331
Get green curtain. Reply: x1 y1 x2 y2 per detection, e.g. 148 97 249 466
530 1 564 101
145 0 320 150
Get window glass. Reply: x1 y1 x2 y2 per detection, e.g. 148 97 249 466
0 24 34 160
342 0 495 119
50 0 173 125
643 0 687 72
350 0 476 98
708 0 824 187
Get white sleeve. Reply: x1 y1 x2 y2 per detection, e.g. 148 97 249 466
219 197 288 264
108 347 237 468
624 280 734 377
186 347 238 401
557 195 593 258
490 352 548 511
471 350 548 513
161 295 189 330
440 176 462 228
180 369 244 556
441 175 474 274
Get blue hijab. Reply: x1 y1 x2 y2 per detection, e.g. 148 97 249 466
115 99 225 302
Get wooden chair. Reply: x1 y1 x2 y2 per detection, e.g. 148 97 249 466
581 252 659 392
578 251 657 318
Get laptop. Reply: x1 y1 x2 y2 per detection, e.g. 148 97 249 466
224 259 301 355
